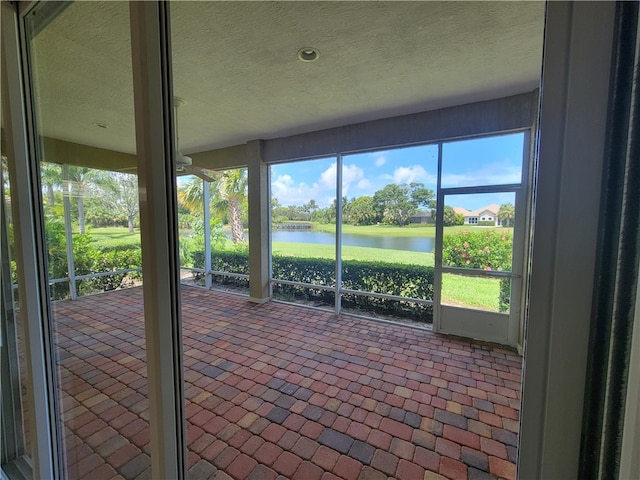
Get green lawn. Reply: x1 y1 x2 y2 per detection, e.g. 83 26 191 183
88 226 502 311
85 227 140 248
314 223 511 237
273 241 499 310
272 241 434 266
441 273 500 311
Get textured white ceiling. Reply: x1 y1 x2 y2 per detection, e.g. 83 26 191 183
30 1 544 155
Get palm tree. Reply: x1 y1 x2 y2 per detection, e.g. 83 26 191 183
305 199 318 221
177 168 248 244
41 162 61 207
177 177 204 213
498 202 515 227
65 166 109 233
213 169 247 244
102 172 139 234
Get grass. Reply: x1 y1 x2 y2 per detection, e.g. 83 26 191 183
273 241 499 310
272 242 434 266
88 226 502 311
85 227 140 248
314 223 511 238
441 273 500 311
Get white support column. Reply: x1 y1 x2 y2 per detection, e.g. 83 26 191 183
61 165 77 300
1 2 58 477
203 179 212 290
130 2 186 479
433 144 443 332
247 140 271 303
335 154 343 314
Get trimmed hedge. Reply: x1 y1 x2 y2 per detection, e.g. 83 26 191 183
193 250 434 323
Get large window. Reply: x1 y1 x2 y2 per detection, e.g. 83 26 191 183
266 134 525 325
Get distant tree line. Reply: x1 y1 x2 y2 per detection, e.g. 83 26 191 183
273 182 436 227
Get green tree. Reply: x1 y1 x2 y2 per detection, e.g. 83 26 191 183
373 184 414 226
177 177 204 213
178 168 248 244
498 203 515 227
65 166 110 234
214 169 247 243
305 199 318 221
41 162 61 207
409 182 436 209
346 195 378 225
443 205 459 226
102 172 139 234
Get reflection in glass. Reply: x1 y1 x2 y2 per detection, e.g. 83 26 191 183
27 2 149 478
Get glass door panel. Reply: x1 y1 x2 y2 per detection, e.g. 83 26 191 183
1 112 33 476
436 134 526 345
26 3 149 478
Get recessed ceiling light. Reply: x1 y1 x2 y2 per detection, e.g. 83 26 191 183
92 122 109 129
297 47 319 63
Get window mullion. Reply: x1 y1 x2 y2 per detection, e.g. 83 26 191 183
129 2 186 479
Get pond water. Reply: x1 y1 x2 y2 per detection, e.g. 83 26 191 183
271 230 435 253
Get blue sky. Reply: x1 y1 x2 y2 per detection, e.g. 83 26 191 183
270 132 524 211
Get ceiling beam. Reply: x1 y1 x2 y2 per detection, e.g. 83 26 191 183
3 91 538 173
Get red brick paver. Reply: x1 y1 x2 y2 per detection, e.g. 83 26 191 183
53 286 522 479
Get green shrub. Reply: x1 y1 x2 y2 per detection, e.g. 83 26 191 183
194 249 434 323
442 229 512 271
499 278 510 313
78 246 142 294
442 229 512 312
42 216 143 300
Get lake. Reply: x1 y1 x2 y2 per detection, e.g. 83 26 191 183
271 230 435 253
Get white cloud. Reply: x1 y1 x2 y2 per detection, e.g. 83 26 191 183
318 162 364 197
319 163 337 190
357 179 372 190
441 163 521 188
342 163 364 196
375 156 386 167
271 162 364 207
271 174 318 206
392 165 428 184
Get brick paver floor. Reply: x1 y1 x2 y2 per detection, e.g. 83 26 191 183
54 286 521 480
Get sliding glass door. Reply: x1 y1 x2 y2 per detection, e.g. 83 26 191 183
23 3 150 478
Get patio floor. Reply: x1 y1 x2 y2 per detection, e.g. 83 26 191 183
54 286 521 480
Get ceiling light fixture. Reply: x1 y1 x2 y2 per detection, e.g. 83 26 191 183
297 47 319 63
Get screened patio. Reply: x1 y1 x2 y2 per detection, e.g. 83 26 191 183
55 287 521 480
